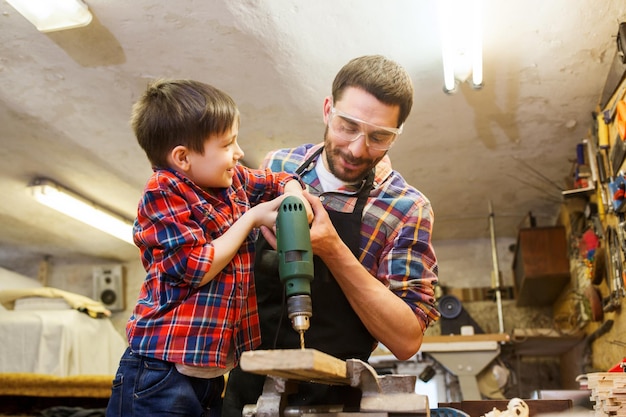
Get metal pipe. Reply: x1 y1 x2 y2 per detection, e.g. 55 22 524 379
488 201 505 334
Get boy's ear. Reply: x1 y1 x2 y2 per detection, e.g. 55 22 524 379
169 145 191 171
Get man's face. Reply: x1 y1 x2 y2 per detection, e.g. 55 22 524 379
322 87 401 183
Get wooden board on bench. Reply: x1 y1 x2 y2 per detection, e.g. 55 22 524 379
240 348 349 385
0 373 113 398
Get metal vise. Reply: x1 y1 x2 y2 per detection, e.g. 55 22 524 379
243 359 429 417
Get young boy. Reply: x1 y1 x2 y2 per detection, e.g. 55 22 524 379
106 79 310 417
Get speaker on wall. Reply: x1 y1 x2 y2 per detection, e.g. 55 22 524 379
93 265 125 312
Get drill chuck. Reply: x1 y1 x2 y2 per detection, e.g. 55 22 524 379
287 294 312 332
276 196 314 335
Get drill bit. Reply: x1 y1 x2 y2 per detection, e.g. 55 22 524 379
299 330 305 350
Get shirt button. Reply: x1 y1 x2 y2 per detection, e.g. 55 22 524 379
319 195 325 202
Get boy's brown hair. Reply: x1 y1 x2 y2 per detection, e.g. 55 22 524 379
132 79 240 168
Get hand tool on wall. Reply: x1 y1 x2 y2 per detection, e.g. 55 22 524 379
602 86 626 125
609 100 626 175
596 113 612 211
602 226 626 312
596 151 610 211
611 135 626 178
276 195 314 349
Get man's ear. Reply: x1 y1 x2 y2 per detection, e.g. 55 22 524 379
322 96 333 125
169 145 190 171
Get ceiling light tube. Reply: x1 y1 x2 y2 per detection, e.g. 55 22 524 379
471 0 484 89
28 178 134 245
438 0 457 94
6 0 92 32
438 0 483 93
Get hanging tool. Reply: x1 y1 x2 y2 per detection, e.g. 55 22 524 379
596 113 612 212
616 216 626 256
608 174 626 212
603 86 626 125
276 195 314 349
602 226 626 312
610 102 626 175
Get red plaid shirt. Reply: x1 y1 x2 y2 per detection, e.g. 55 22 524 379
127 166 298 368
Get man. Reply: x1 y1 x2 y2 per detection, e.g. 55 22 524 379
223 55 440 414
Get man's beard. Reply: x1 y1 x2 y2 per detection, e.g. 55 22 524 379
322 128 385 183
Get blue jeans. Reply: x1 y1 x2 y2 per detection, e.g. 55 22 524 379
106 348 224 417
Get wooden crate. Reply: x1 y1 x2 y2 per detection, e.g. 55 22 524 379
513 226 571 306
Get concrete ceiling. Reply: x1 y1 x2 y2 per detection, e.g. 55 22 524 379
1 0 626 268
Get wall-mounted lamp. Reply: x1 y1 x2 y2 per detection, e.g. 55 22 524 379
28 178 135 245
6 0 92 32
438 0 483 94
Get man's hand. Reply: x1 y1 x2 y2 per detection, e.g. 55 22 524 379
260 190 323 250
299 191 341 258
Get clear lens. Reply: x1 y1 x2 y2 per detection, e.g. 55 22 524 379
328 108 399 151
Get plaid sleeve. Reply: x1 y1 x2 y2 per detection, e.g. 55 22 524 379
384 201 440 330
361 186 440 331
236 164 303 205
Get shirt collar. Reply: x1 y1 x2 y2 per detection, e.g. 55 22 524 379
302 143 393 190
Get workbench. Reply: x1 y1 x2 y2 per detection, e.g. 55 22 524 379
240 349 430 417
418 334 510 401
372 330 586 402
239 345 577 417
438 399 573 416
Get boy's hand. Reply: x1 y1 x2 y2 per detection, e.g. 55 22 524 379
248 195 286 230
283 180 314 224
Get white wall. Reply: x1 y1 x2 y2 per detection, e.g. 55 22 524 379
435 237 517 289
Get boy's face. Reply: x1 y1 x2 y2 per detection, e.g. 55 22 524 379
186 121 244 189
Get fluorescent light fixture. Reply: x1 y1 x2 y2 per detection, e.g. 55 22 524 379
438 0 483 94
28 178 134 245
6 0 92 32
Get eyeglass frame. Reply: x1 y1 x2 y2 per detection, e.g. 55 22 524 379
327 105 404 151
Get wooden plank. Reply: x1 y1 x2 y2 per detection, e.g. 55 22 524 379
240 349 349 385
0 373 113 398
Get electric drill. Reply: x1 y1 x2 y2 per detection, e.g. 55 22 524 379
276 195 314 349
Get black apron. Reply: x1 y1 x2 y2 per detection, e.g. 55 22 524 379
223 148 375 415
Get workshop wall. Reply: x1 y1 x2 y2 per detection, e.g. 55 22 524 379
436 238 516 289
554 29 626 369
